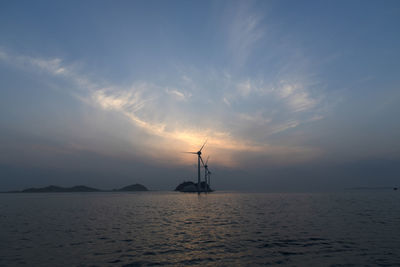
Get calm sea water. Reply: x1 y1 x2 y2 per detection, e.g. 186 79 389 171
1 191 399 266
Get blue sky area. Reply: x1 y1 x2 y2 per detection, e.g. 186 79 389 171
1 0 399 191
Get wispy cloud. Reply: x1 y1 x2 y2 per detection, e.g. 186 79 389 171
223 97 231 106
0 48 325 167
165 88 191 101
236 80 252 97
274 81 317 112
226 4 264 67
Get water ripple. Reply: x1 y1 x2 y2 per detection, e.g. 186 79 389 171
1 192 400 266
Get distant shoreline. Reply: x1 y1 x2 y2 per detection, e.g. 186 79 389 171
1 184 149 193
346 187 396 190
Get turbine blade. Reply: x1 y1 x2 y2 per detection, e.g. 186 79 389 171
182 152 197 154
200 155 205 167
205 156 210 165
199 139 207 152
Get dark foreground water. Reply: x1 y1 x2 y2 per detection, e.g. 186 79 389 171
1 191 399 266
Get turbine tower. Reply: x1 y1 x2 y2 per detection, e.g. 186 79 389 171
206 159 212 191
202 156 211 192
184 140 207 193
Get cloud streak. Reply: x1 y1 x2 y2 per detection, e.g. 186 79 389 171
0 48 325 167
226 3 264 67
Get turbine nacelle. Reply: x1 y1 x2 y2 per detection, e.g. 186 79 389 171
203 156 210 171
183 139 207 156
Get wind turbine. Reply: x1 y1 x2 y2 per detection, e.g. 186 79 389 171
202 156 211 192
184 140 207 193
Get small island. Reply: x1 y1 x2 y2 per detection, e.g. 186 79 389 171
21 185 100 193
114 184 148 191
175 181 212 193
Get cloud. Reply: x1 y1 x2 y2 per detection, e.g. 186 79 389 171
0 49 325 167
223 97 231 106
29 57 66 75
0 49 8 60
165 88 191 101
226 5 264 67
275 81 316 112
0 48 66 76
94 88 147 112
237 80 252 97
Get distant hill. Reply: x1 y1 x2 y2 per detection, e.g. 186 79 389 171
115 184 148 191
347 187 394 190
21 185 100 193
3 183 150 193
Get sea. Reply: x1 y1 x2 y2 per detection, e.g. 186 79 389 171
1 191 399 266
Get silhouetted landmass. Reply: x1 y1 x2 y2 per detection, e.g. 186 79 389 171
3 183 150 193
22 185 100 193
347 187 394 190
115 184 148 191
175 181 197 192
175 181 213 192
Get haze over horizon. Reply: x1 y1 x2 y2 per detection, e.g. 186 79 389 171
1 0 399 191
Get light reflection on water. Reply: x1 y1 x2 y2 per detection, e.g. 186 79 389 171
1 191 399 266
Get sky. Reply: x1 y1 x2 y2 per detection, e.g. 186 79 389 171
1 0 399 191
